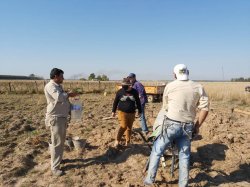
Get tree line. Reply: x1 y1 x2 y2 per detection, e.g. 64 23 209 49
88 73 109 81
231 77 250 82
28 73 109 81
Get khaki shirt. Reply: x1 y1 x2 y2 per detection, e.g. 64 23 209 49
44 80 70 118
162 80 209 123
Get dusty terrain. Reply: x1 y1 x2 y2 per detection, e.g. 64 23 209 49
0 93 249 187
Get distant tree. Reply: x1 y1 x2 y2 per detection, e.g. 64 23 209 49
96 75 102 81
28 74 43 80
231 77 250 82
87 73 109 81
95 74 109 81
29 74 36 78
88 73 96 80
79 78 87 81
101 74 109 81
239 77 244 81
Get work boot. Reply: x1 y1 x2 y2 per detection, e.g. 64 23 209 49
52 169 63 176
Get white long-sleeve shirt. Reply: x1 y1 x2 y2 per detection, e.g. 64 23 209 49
44 80 70 118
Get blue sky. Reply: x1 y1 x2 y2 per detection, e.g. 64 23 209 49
0 0 249 80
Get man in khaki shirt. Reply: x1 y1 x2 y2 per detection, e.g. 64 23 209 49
44 68 77 176
144 64 209 187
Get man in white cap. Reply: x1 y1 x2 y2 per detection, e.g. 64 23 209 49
144 64 209 187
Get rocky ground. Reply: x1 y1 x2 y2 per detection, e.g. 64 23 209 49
0 93 249 187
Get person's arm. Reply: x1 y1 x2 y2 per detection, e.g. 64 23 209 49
194 86 209 134
194 110 209 134
162 84 168 111
134 90 142 114
46 85 68 103
135 82 144 98
112 90 120 116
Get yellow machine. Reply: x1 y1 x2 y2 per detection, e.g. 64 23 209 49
115 83 166 103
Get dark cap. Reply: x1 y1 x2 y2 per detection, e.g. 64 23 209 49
121 78 132 85
128 73 136 78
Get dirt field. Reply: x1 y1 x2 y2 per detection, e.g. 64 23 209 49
0 92 250 187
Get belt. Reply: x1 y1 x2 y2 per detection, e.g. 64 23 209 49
167 117 193 124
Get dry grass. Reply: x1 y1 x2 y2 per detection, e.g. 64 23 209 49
201 82 250 108
0 80 119 94
0 80 249 108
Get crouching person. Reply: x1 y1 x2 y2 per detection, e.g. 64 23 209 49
144 64 209 186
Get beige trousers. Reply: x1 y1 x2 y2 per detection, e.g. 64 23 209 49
47 116 67 171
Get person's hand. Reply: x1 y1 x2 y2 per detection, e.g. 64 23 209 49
68 92 77 97
112 112 116 117
193 121 200 136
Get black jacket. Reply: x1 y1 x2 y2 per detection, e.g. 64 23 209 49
112 88 142 113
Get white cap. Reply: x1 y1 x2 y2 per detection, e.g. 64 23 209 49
174 64 189 80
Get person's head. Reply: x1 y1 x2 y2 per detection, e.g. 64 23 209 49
173 64 189 81
121 77 132 91
127 73 136 84
50 68 64 84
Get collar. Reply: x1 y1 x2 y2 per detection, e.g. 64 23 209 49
50 80 60 86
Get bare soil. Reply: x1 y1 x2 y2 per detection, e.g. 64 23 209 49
0 93 249 187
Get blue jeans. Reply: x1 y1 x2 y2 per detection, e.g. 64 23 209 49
144 120 193 187
140 103 148 132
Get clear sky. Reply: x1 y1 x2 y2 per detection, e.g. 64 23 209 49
0 0 249 80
